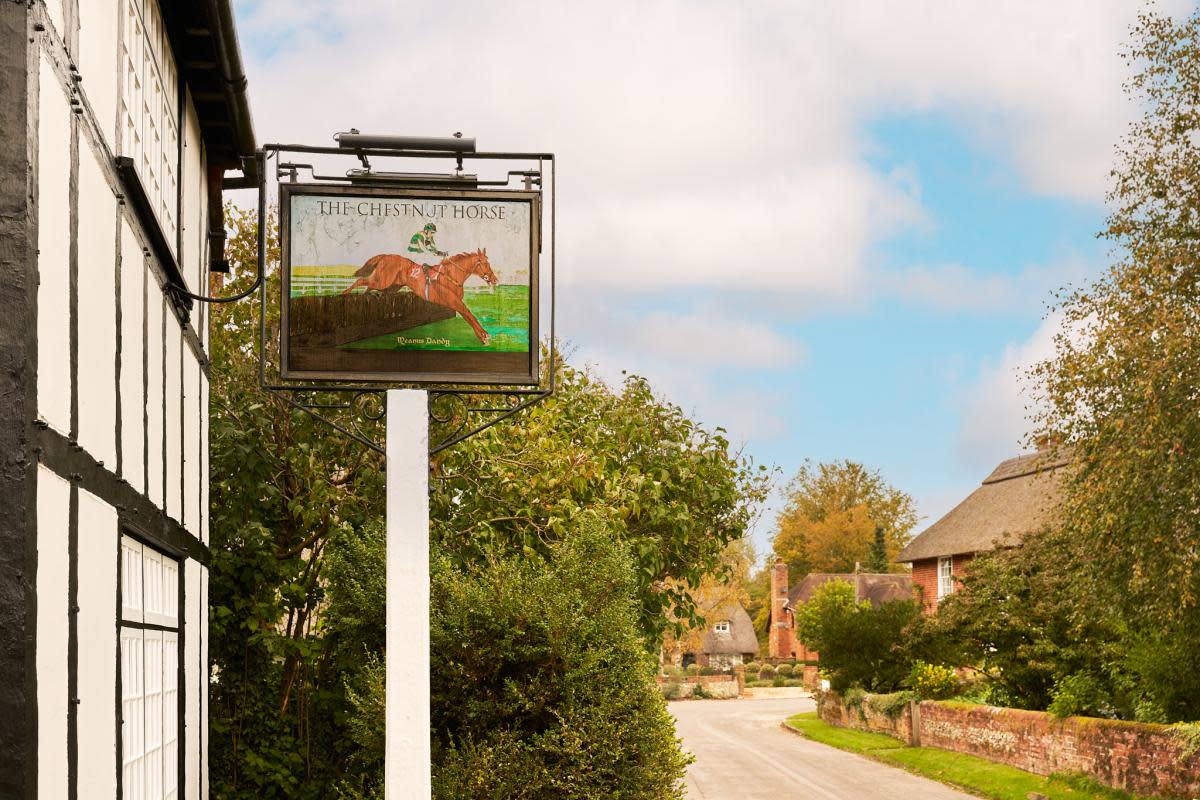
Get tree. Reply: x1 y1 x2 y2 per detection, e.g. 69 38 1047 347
793 580 925 693
208 206 385 797
772 460 916 576
208 206 768 793
332 519 690 800
744 563 772 655
1027 8 1200 722
660 538 757 659
926 531 1116 712
430 365 771 641
867 525 889 573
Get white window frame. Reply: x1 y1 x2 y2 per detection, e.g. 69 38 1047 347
121 536 182 800
714 621 730 634
937 556 954 600
120 0 179 251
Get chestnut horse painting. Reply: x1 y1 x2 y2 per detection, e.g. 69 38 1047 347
341 248 499 345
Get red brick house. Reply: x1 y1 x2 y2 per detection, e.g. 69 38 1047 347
898 446 1069 613
767 561 912 660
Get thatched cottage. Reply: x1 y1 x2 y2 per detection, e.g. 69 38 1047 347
663 600 759 670
898 446 1069 612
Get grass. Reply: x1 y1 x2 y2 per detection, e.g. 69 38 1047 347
343 285 529 353
786 714 905 752
784 713 1141 800
292 264 360 278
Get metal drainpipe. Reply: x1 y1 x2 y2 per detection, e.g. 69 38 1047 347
203 0 258 183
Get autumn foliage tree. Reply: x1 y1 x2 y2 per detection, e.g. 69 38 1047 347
660 538 758 659
772 460 917 576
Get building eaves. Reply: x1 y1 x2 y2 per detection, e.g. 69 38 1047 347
162 0 257 183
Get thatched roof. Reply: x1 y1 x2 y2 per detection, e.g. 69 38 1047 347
897 448 1070 563
699 601 759 655
787 573 912 608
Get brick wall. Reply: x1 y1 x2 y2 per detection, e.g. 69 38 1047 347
952 553 974 587
656 674 740 699
911 558 938 613
818 692 915 743
911 553 975 614
818 693 1200 798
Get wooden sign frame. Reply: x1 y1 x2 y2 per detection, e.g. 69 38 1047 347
279 183 541 385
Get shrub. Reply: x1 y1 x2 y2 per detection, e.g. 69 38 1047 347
772 674 787 687
426 524 690 799
777 663 794 677
744 662 761 673
661 665 683 679
1174 723 1200 760
843 686 868 719
795 581 926 693
661 681 683 701
908 661 959 700
686 663 701 677
758 665 775 681
692 683 711 700
1048 673 1108 718
699 666 719 676
867 691 915 720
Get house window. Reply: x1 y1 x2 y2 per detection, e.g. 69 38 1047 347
120 0 179 250
714 621 730 634
937 556 954 600
121 536 181 800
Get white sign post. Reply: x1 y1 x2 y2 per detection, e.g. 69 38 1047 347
385 389 431 798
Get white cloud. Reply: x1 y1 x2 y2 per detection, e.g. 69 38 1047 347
572 337 795 444
955 312 1061 471
235 0 1179 301
231 0 1184 463
606 308 804 370
821 0 1195 201
886 256 1089 313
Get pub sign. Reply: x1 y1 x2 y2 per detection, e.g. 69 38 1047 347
280 184 540 384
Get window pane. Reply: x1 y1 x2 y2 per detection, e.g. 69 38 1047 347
143 547 163 622
161 558 178 627
121 628 144 800
144 630 163 800
163 632 178 800
122 538 143 623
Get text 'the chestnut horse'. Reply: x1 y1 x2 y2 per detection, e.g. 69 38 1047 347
341 248 499 344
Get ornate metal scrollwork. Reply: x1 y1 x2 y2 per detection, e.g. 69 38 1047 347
428 390 549 454
265 385 549 457
270 388 389 455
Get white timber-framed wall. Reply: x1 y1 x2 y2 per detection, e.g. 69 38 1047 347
0 1 256 797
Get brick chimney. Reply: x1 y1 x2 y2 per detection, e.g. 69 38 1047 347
768 559 794 659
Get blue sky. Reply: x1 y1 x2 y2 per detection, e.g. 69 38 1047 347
231 0 1194 555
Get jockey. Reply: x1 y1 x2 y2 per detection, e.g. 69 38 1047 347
407 222 448 257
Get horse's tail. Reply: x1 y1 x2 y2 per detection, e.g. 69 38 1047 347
354 254 384 278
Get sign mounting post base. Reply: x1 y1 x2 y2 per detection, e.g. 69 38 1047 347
385 389 431 798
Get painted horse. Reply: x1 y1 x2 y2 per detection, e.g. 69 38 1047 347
341 248 499 344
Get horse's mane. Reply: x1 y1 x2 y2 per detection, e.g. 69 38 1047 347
442 249 480 268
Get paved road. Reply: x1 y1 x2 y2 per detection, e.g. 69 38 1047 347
671 696 976 800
